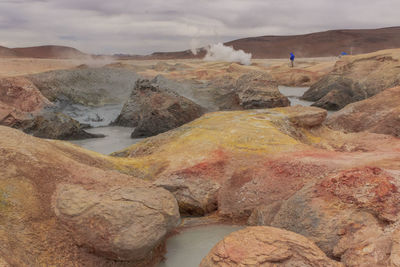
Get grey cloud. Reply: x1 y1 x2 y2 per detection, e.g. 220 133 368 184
0 0 399 54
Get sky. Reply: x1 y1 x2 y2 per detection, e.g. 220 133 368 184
0 0 399 55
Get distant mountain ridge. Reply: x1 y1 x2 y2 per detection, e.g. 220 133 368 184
11 45 88 59
225 26 400 58
0 46 18 58
2 27 400 59
121 26 400 59
0 45 89 59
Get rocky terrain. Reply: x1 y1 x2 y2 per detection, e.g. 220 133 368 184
1 43 400 266
133 61 297 110
0 125 179 266
302 48 400 110
114 79 205 137
27 67 138 106
0 75 111 139
326 86 400 137
111 105 400 266
0 76 95 139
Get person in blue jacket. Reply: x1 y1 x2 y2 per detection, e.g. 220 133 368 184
290 52 295 67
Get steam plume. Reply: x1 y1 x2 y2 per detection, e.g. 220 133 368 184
203 43 252 65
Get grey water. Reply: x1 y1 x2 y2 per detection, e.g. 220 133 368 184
278 86 314 106
279 86 334 115
70 126 142 154
56 102 124 127
158 225 243 267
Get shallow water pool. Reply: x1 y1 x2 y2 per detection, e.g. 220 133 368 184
69 126 142 154
278 86 314 106
158 225 243 267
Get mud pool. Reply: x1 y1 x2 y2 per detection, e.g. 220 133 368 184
279 86 334 115
278 86 314 106
158 225 243 267
69 126 142 154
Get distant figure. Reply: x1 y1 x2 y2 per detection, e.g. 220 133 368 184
339 52 348 58
290 52 295 67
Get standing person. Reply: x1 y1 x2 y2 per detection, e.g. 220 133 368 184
290 52 295 67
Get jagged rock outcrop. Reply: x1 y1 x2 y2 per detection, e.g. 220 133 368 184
26 67 139 106
232 72 290 109
200 226 343 267
326 86 400 137
267 167 400 266
0 77 101 139
154 172 221 216
20 112 103 140
0 126 179 266
302 49 400 110
114 79 205 138
0 76 51 126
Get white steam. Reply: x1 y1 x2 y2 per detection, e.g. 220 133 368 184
203 43 252 65
190 39 201 55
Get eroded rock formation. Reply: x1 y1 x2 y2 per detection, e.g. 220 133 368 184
0 76 100 139
326 86 400 137
112 106 400 265
302 49 400 110
114 79 205 137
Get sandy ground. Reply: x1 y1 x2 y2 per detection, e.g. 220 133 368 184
0 56 337 80
0 57 115 77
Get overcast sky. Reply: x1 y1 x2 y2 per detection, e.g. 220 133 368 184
0 0 399 55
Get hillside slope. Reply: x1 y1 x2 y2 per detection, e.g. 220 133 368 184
126 27 400 59
11 45 88 59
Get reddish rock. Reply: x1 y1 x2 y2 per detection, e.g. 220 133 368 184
200 226 343 267
0 76 51 126
268 167 400 265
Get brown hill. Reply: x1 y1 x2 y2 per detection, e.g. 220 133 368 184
0 46 18 58
11 45 89 59
125 26 400 60
227 27 400 58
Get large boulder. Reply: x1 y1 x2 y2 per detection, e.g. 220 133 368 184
26 67 138 106
302 49 400 110
113 79 205 137
20 112 104 140
201 71 290 110
233 72 290 109
0 76 102 140
54 183 179 261
200 226 343 267
0 76 51 126
0 126 179 266
326 86 400 137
